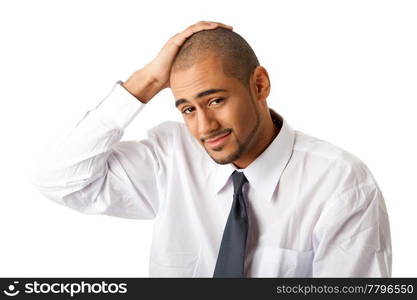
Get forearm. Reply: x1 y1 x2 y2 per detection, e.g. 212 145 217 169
121 68 163 103
32 82 144 203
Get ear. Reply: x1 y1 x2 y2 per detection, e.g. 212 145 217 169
251 66 271 102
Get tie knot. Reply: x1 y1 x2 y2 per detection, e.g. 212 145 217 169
232 171 248 195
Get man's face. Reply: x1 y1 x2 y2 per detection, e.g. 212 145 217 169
170 55 261 166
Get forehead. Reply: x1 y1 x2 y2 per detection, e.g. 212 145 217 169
170 55 240 99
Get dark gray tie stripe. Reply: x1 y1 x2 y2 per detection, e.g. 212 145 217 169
213 171 249 278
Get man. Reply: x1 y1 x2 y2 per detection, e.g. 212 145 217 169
33 21 392 277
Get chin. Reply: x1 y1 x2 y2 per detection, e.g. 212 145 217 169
211 156 233 165
209 150 242 165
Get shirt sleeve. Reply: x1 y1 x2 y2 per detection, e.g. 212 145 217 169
312 182 392 277
32 81 169 219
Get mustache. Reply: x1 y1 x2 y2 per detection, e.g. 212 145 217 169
201 128 232 143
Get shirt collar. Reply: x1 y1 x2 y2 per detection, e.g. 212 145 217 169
211 109 295 202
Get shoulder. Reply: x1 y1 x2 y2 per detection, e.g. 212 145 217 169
293 130 358 162
146 120 203 153
291 131 387 225
146 120 191 143
147 120 185 136
292 130 379 192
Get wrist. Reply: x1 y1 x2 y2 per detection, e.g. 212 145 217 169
122 70 162 103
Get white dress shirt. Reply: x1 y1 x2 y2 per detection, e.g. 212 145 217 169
33 81 392 277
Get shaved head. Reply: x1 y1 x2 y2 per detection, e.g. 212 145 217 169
169 26 276 169
171 27 260 87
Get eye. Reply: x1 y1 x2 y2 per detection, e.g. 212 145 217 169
209 98 225 106
181 107 195 115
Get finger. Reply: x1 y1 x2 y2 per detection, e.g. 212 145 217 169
185 21 215 33
193 21 233 31
207 21 233 29
185 21 232 37
170 21 233 48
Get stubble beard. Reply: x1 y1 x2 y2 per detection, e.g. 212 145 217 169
207 108 261 165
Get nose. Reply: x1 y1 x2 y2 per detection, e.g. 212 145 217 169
197 109 220 138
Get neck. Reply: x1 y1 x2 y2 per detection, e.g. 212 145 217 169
233 109 280 169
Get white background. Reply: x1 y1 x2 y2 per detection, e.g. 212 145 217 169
0 0 416 277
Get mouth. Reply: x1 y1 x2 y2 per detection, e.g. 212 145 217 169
205 131 232 149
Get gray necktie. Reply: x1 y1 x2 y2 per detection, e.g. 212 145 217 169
213 171 249 278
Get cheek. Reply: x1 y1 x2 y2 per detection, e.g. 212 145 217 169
223 99 255 133
184 119 200 140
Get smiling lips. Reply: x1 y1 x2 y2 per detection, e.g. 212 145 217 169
205 131 232 149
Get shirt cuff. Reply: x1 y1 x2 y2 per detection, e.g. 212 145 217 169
95 80 146 129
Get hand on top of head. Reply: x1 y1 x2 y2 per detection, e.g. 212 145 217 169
122 21 233 103
149 21 234 89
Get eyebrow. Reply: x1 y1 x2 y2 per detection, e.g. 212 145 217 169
175 88 227 107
